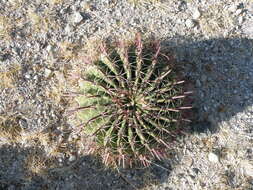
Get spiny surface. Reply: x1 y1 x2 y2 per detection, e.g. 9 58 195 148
75 35 191 167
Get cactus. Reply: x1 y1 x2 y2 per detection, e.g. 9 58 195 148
72 34 192 168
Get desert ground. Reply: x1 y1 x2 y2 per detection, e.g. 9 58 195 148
0 0 253 189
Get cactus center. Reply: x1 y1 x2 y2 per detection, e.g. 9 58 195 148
115 91 146 114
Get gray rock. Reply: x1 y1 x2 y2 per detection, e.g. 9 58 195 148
65 24 72 33
72 12 83 23
235 8 243 15
241 161 253 177
208 152 219 163
196 79 201 87
200 75 207 83
192 8 201 19
185 19 195 28
25 74 31 79
242 21 253 37
46 44 52 52
69 155 76 162
238 16 243 25
248 3 253 15
44 68 52 78
228 4 238 12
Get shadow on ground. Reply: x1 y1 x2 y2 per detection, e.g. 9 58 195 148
0 37 252 190
163 37 253 134
0 144 172 190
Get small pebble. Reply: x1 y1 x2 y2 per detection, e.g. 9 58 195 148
72 12 83 23
208 152 219 163
46 44 52 52
228 4 238 12
235 8 242 15
25 74 31 79
44 68 52 78
69 154 76 162
249 3 253 15
33 75 38 81
238 16 243 24
242 21 253 37
65 24 72 33
241 161 253 177
196 79 201 87
200 75 207 83
185 19 195 28
184 157 193 167
192 8 201 19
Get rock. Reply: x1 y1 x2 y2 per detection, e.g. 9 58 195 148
242 21 253 37
228 4 237 12
33 75 39 81
241 160 253 177
238 16 243 25
200 75 207 83
178 1 187 11
69 154 76 162
46 44 52 52
25 74 31 79
192 8 201 19
72 12 83 23
44 68 52 78
185 19 195 28
208 152 219 163
192 168 200 174
196 79 201 87
65 24 72 33
184 157 193 167
80 1 91 10
58 157 63 163
248 3 253 15
235 8 242 15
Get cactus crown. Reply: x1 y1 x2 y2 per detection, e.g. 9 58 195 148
74 34 192 168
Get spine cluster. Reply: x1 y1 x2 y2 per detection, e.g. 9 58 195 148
71 34 192 168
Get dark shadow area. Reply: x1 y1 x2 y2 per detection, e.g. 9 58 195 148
162 37 253 134
0 144 172 190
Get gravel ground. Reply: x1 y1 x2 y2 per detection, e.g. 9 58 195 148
0 0 253 189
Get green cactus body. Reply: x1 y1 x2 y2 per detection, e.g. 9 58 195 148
74 35 191 167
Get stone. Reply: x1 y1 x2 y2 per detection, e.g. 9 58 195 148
241 160 253 177
72 12 83 23
242 21 253 37
228 4 238 12
46 44 52 52
196 79 201 87
65 24 72 33
238 16 243 25
44 68 52 78
193 8 201 19
185 19 195 28
235 8 242 15
69 154 76 162
249 3 253 15
184 157 193 167
208 152 219 163
200 75 207 83
25 74 31 79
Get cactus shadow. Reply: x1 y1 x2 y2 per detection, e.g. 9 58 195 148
0 144 173 190
162 37 253 134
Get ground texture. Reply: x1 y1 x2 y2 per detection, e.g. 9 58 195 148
0 0 253 189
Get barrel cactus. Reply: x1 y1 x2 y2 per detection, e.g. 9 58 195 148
72 34 192 168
